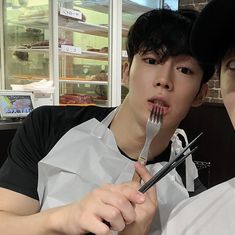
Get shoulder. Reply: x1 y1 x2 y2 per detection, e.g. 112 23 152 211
14 105 116 155
27 105 115 127
18 105 115 142
164 178 235 235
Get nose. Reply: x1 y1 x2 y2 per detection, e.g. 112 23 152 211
155 81 172 90
153 63 173 91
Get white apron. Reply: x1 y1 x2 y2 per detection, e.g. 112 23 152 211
38 109 198 234
162 177 235 235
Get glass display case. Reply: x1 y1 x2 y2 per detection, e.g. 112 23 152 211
2 1 49 84
56 0 110 106
0 0 162 107
1 0 51 107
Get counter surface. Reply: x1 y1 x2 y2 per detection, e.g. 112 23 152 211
0 119 22 130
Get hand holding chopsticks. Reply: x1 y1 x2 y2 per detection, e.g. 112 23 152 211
86 133 202 235
138 132 202 193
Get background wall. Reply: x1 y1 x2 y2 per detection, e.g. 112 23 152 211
180 0 222 103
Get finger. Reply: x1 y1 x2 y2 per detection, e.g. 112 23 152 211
132 170 142 183
103 183 145 205
101 184 145 224
97 204 125 231
134 162 152 182
100 190 136 225
134 162 157 201
81 214 110 235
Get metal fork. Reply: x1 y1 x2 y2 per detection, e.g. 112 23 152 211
132 104 163 182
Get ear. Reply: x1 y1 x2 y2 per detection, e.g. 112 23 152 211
192 83 208 107
122 61 130 87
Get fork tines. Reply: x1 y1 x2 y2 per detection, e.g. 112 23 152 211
151 104 164 123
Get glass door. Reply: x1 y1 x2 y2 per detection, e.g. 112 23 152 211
1 0 52 107
56 0 110 106
2 0 49 89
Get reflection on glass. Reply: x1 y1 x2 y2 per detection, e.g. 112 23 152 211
163 0 179 10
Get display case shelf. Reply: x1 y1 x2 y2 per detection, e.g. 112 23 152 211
59 79 108 85
59 17 108 37
60 49 108 60
76 0 156 14
10 47 109 60
8 17 48 29
10 47 129 61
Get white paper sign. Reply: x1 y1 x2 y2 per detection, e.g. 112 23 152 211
60 7 82 20
61 45 82 54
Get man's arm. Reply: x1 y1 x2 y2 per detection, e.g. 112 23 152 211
0 179 147 235
0 188 60 234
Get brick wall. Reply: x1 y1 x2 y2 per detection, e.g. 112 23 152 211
179 0 222 103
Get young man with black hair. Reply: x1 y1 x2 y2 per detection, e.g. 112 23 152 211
0 8 214 235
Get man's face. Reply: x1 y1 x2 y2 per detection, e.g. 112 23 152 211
220 49 235 129
123 51 205 130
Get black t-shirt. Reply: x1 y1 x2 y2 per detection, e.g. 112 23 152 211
0 105 205 200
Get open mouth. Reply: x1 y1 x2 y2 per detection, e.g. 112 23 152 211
148 98 169 113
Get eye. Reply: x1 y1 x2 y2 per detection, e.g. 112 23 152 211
228 60 235 70
177 67 193 75
144 58 157 65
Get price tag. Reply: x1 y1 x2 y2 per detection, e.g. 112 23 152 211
60 7 82 20
61 45 82 54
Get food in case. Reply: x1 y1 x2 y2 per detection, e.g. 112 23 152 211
60 93 94 105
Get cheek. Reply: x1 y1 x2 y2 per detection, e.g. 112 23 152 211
172 83 200 116
221 74 235 96
175 80 200 102
223 94 235 130
129 67 149 91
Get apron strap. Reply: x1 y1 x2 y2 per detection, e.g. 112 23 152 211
101 107 118 126
170 129 198 192
90 108 118 143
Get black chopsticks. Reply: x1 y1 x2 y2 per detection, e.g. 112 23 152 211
139 132 202 193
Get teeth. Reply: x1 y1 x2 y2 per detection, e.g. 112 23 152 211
153 100 163 107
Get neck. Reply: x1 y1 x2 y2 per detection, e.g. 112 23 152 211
110 104 176 161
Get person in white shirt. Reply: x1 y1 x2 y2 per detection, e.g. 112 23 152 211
163 0 235 234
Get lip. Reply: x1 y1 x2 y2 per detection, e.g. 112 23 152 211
147 96 170 114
